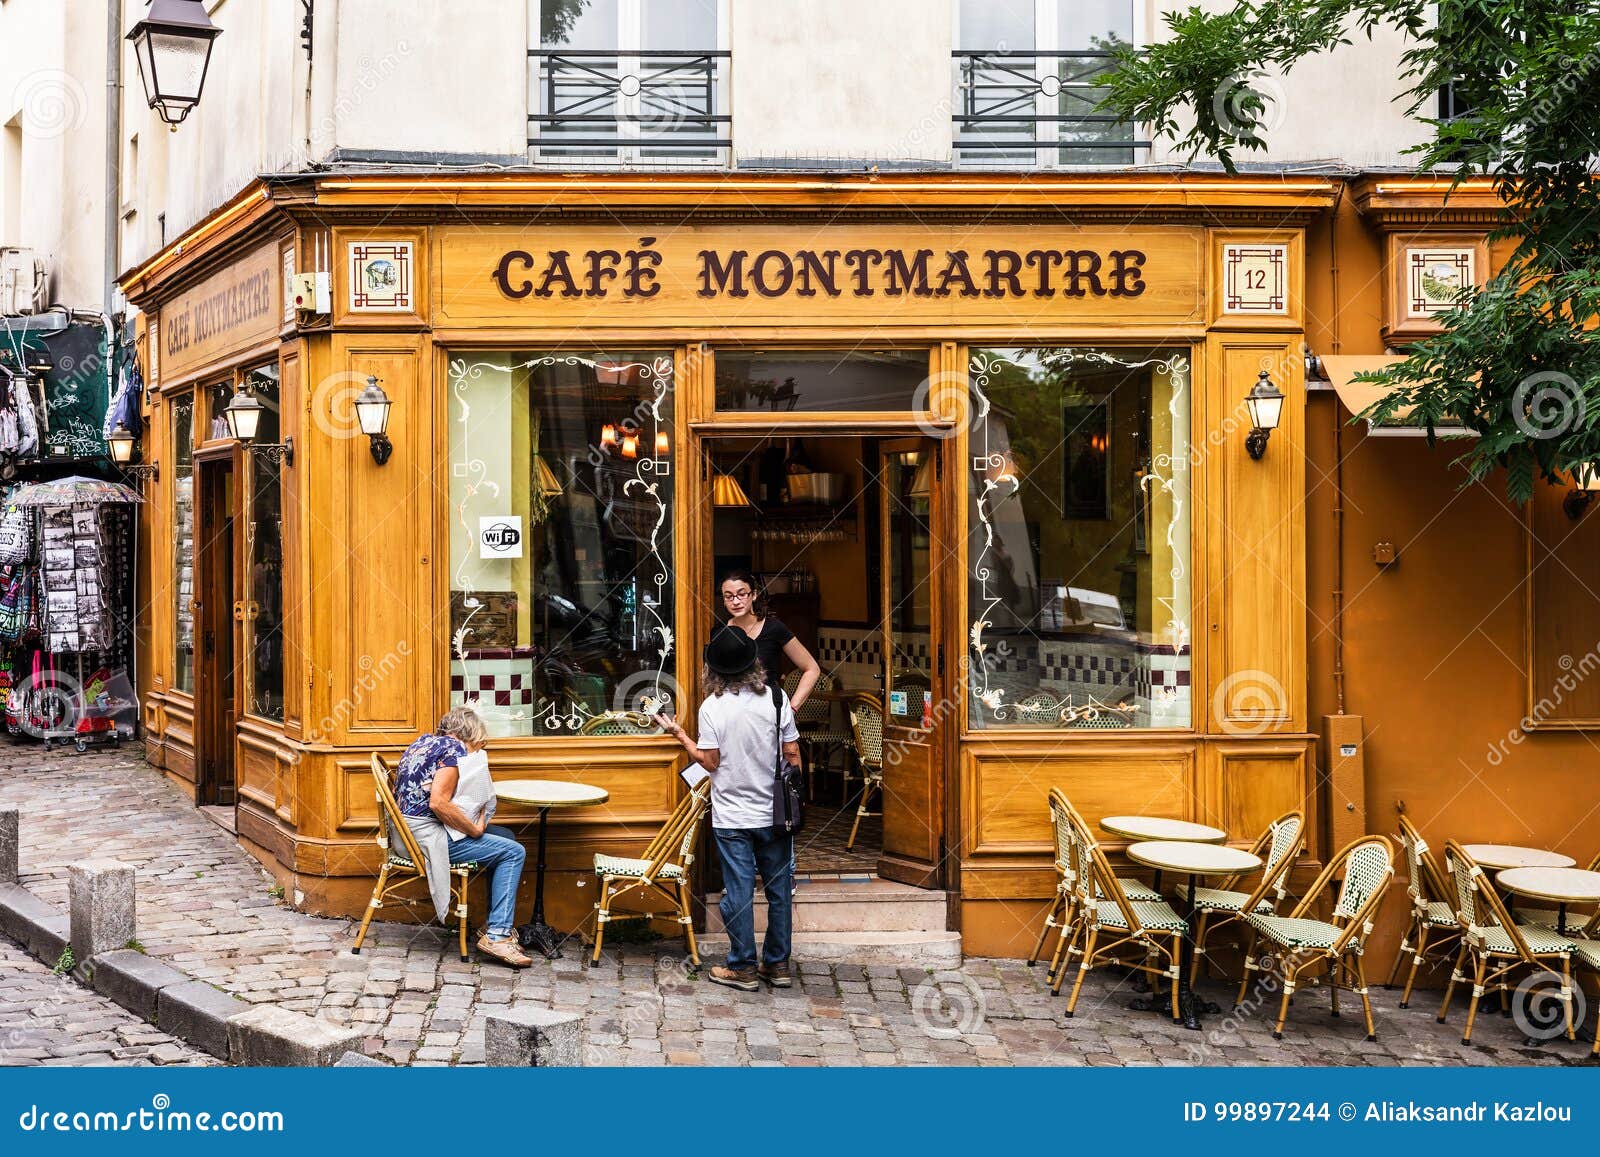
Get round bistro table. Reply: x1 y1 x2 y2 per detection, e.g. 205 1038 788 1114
495 779 609 959
1461 844 1576 871
1101 816 1228 896
1496 866 1600 937
1125 839 1263 1031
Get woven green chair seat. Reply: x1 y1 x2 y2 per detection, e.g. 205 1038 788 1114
800 731 853 745
594 853 684 880
1424 900 1457 927
1570 938 1600 969
1477 923 1575 956
387 855 476 872
1243 914 1345 951
1191 886 1274 915
1113 878 1163 903
1095 899 1188 933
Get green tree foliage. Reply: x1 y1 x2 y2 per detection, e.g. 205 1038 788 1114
1101 2 1600 501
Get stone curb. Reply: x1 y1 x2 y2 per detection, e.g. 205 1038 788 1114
0 875 364 1067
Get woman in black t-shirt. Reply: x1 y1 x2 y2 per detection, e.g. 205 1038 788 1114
718 569 822 710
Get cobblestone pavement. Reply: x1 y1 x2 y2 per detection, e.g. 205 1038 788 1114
0 936 213 1067
1 747 1591 1067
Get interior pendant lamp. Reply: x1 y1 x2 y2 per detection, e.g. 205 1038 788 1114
127 0 223 128
712 473 753 507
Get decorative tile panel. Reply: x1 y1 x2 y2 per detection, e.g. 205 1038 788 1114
1221 243 1288 314
348 240 414 312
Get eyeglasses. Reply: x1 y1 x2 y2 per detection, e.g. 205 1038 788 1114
721 590 751 602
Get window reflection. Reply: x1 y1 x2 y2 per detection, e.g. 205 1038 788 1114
245 364 284 721
967 347 1191 730
172 395 195 694
447 351 674 738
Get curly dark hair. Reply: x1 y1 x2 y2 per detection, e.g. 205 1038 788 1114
719 568 769 619
701 659 768 698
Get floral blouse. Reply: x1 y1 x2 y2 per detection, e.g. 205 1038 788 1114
393 733 467 819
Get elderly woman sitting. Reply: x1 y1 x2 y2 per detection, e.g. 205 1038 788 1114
393 706 531 968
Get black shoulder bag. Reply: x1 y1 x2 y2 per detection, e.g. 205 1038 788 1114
771 682 806 834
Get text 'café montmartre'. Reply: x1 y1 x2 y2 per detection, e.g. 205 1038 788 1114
492 242 1151 301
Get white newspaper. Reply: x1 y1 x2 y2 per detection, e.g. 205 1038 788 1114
444 749 496 842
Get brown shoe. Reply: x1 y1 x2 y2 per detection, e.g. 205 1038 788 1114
708 965 759 991
758 962 792 988
477 932 533 969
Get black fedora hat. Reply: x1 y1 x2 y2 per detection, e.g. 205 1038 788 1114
704 624 759 676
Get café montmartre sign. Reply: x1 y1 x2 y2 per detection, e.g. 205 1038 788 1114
492 239 1151 301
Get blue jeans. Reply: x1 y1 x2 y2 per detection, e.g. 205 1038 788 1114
448 824 525 938
714 826 794 971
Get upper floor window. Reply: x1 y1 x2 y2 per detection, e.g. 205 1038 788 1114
528 0 729 166
954 0 1146 167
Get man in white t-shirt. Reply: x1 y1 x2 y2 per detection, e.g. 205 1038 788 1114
658 625 801 991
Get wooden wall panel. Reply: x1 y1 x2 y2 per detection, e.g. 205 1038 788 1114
1213 741 1314 852
962 740 1197 858
1204 339 1306 733
1526 482 1600 726
324 335 431 741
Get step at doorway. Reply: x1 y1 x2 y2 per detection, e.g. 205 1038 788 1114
703 878 959 967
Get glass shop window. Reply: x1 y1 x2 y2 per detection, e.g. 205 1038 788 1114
966 347 1191 730
243 363 284 722
172 394 196 694
715 349 930 413
447 351 675 738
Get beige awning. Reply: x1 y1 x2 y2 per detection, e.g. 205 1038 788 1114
1320 354 1475 438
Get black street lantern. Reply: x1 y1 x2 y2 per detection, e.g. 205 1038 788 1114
127 0 222 128
1244 369 1286 461
354 376 394 465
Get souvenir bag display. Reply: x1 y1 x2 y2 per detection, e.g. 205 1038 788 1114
0 502 30 565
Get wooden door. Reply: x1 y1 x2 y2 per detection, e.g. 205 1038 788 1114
876 437 946 887
194 454 237 806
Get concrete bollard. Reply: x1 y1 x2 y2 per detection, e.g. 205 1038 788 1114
68 860 137 962
483 1006 583 1067
0 805 17 884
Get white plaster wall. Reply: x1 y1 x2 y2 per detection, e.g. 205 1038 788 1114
328 0 525 159
0 0 110 308
731 0 954 165
1142 1 1426 167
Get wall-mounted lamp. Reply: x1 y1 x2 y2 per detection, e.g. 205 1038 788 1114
600 424 618 450
1244 370 1286 461
620 432 639 459
712 473 753 507
224 390 294 467
1564 463 1600 521
654 430 670 456
106 422 159 485
127 0 223 129
353 376 393 465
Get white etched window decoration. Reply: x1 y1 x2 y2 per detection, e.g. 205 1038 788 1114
1221 243 1288 314
967 347 1191 730
446 352 674 738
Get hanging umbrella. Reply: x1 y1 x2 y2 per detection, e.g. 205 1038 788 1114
6 475 144 506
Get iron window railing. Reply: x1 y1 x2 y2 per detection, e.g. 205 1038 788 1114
954 49 1149 167
528 49 730 164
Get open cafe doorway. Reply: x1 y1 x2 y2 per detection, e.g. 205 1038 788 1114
706 430 947 887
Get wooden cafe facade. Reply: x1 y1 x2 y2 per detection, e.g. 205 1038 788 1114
116 170 1600 959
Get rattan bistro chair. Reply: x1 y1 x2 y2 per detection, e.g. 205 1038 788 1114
783 671 852 797
1566 915 1600 1057
352 753 478 962
1030 789 1164 986
845 694 885 851
1436 840 1577 1046
1189 810 1305 980
1061 827 1188 1020
1236 834 1396 1042
589 781 712 967
1383 815 1463 1007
